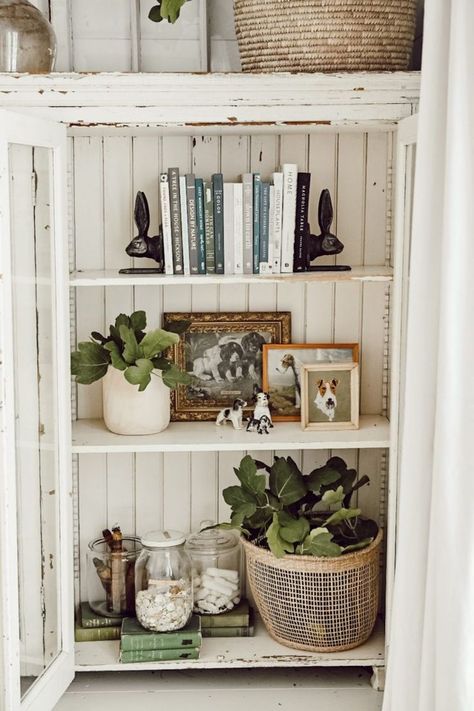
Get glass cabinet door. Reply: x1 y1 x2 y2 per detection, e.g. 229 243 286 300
0 110 73 710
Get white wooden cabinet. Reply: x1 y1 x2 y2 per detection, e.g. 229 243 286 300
0 72 419 710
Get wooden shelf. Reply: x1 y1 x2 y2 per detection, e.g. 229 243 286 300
72 416 390 454
75 616 385 672
69 266 393 287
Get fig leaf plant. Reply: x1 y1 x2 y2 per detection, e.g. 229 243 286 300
220 454 379 558
148 0 189 23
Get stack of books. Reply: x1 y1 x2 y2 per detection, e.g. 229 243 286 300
201 599 254 638
75 602 122 642
160 165 311 276
120 614 202 663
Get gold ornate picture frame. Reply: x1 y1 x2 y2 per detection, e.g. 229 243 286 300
164 312 291 421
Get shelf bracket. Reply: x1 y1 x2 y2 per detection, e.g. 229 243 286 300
370 665 386 691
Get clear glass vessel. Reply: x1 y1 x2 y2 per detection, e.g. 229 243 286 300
135 530 193 631
87 536 142 618
185 522 242 614
0 0 56 72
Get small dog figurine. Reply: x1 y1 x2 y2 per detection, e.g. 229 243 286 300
216 399 247 430
246 414 272 435
246 387 273 433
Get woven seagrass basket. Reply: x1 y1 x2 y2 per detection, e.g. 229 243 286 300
243 529 382 652
233 0 417 73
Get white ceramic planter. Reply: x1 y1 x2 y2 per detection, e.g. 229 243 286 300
102 367 170 435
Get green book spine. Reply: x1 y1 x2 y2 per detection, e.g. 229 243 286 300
121 648 200 663
195 178 206 274
199 601 250 629
202 625 254 638
121 617 202 652
253 173 261 274
212 173 224 274
75 624 121 642
259 181 270 271
168 167 184 274
203 182 215 274
80 603 121 629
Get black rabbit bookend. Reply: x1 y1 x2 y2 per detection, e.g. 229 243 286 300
307 189 351 272
119 191 165 274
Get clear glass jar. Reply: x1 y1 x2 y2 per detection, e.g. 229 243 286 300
185 522 242 614
135 530 193 631
87 536 142 618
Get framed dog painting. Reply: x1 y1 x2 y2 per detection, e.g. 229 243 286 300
300 363 359 431
262 343 359 422
164 312 291 421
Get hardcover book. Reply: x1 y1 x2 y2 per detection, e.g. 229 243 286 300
168 167 184 274
179 175 190 276
75 623 121 643
195 178 207 274
293 172 311 272
186 174 199 275
120 647 200 663
212 173 225 274
233 182 244 274
267 184 275 274
120 615 202 652
253 173 261 274
280 164 298 273
242 173 253 274
160 173 174 276
199 600 250 629
204 182 216 274
223 183 235 274
259 181 271 273
272 172 284 273
80 602 121 629
201 625 254 638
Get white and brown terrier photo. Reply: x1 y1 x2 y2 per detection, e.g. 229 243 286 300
314 378 339 421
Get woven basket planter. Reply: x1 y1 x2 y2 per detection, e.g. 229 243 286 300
233 0 417 73
242 529 382 652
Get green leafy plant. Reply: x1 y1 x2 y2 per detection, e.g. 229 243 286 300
148 0 190 23
220 455 378 558
71 311 191 392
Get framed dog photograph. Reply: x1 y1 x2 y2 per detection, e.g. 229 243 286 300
262 343 359 422
300 362 359 431
164 312 291 421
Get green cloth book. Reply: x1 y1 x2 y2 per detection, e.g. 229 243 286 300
195 178 206 274
120 615 202 652
121 647 200 663
80 602 121 629
202 625 254 638
199 600 250 629
203 182 216 273
212 172 225 274
75 623 121 642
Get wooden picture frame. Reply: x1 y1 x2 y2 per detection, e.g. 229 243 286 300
262 343 359 422
164 312 291 421
300 362 359 431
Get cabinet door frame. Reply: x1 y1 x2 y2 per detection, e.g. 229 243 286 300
0 109 74 711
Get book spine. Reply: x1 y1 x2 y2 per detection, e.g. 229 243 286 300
202 626 254 638
195 178 206 274
80 604 121 628
233 183 244 275
267 184 275 274
252 173 261 274
75 625 121 642
203 182 215 274
179 176 190 276
280 164 298 273
293 172 311 272
168 167 183 274
259 182 270 273
160 173 174 276
212 173 225 274
121 631 202 652
186 174 198 275
121 648 200 663
200 615 250 629
242 173 253 274
223 183 234 275
272 172 283 273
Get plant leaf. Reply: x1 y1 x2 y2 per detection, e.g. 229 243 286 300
223 486 256 509
163 318 192 335
230 503 257 528
278 513 310 544
342 538 373 553
148 4 163 21
160 0 187 23
300 531 342 557
266 514 294 558
119 325 141 364
236 455 266 497
124 358 154 391
115 313 130 330
140 328 180 359
306 464 341 493
269 457 306 505
130 310 147 332
104 341 127 371
321 485 345 506
161 363 192 389
324 507 361 527
71 342 109 385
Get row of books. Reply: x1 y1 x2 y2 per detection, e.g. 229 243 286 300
160 164 311 276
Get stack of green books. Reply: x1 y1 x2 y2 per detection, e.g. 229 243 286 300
75 602 122 642
120 615 202 663
201 600 254 638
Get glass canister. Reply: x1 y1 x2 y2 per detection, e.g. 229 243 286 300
185 522 242 614
135 530 193 632
87 535 142 618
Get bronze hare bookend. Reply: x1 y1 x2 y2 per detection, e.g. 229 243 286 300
121 191 164 273
307 189 350 272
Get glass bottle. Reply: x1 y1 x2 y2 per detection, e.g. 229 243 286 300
87 536 142 618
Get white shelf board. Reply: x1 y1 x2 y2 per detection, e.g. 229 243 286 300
75 616 385 672
72 416 390 454
69 266 393 287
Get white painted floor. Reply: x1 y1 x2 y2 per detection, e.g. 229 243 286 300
55 668 383 711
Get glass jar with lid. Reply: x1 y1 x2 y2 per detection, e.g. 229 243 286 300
135 530 193 631
185 522 242 615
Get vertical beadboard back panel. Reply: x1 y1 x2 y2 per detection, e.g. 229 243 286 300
72 130 393 601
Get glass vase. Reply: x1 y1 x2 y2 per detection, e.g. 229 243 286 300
0 0 56 72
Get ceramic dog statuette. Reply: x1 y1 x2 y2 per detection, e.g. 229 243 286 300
246 387 273 434
307 189 351 272
119 191 165 274
216 399 247 430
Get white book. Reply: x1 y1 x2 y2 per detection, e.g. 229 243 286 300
233 183 244 275
160 173 173 276
242 173 253 274
264 184 275 275
179 175 190 276
280 164 297 273
272 172 284 273
223 183 234 275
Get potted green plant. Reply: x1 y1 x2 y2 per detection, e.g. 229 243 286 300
71 311 190 435
220 454 382 652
